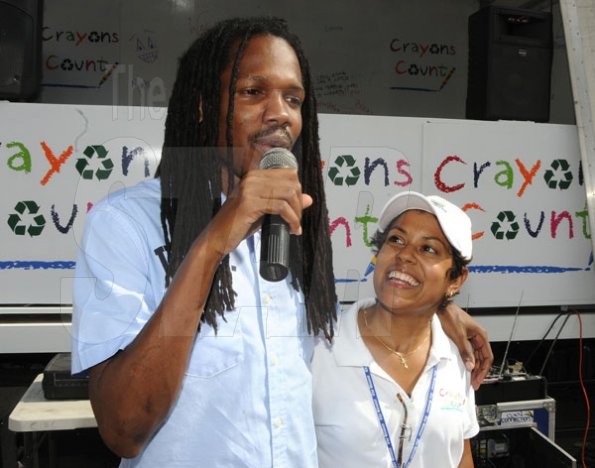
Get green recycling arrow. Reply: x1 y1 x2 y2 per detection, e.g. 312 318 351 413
490 210 519 240
76 145 114 181
327 154 361 186
7 200 46 237
543 159 573 190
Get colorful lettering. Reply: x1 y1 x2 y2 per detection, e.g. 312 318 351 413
329 217 352 247
394 159 412 187
551 211 573 239
121 146 149 177
7 141 32 173
40 141 74 186
473 161 491 188
462 202 486 240
364 157 388 186
576 206 590 239
494 160 513 189
435 155 465 193
51 204 78 234
523 211 545 238
354 205 378 247
516 159 541 197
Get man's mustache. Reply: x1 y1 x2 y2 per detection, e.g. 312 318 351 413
249 125 294 149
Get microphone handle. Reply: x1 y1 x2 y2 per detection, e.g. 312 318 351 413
260 214 290 282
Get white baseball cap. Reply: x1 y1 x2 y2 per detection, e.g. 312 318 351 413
377 191 473 261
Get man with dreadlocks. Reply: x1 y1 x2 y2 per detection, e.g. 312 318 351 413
71 16 492 467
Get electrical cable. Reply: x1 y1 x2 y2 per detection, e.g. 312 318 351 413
498 292 523 379
525 310 565 370
538 311 571 377
573 309 590 468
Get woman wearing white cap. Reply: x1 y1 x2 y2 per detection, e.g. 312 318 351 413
313 191 478 468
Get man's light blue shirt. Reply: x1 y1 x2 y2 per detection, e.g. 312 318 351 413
72 178 318 467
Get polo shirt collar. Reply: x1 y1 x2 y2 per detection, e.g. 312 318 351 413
332 298 453 369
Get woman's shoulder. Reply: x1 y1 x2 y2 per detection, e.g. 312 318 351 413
432 315 470 377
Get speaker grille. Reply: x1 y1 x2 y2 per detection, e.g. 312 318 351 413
0 0 43 100
466 6 553 122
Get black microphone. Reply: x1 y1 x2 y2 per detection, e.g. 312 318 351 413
259 147 298 282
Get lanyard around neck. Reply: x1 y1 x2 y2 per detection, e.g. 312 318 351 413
363 364 438 468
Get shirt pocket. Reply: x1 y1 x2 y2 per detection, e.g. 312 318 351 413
185 313 244 378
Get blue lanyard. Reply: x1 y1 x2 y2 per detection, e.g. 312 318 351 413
363 364 438 468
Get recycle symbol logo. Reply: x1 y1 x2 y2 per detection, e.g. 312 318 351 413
490 210 519 240
543 159 573 189
327 154 361 186
75 145 114 180
7 201 46 237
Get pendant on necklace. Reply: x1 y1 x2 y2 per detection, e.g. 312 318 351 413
395 353 409 368
362 308 429 369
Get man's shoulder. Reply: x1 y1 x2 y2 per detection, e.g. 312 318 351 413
90 178 160 216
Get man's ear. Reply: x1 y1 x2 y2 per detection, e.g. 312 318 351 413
198 97 204 123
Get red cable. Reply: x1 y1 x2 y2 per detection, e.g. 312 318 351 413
574 309 590 468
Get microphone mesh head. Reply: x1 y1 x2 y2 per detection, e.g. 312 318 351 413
259 148 298 169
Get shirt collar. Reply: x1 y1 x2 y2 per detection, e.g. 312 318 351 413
332 299 375 367
332 298 453 368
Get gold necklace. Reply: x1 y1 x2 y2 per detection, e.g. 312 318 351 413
362 309 430 369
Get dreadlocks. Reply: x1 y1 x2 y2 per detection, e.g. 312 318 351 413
157 17 337 339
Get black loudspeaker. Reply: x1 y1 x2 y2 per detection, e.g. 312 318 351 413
0 0 43 100
466 7 553 122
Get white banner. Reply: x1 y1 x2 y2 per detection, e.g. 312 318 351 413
1 103 592 308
